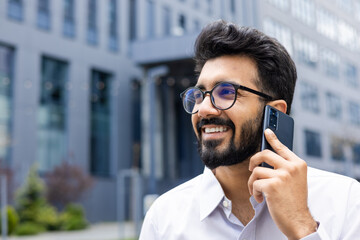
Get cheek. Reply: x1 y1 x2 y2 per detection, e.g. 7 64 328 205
191 115 200 137
229 114 247 144
233 125 242 144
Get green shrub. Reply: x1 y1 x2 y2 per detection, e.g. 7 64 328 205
59 204 88 231
15 165 47 223
36 205 61 231
14 222 45 236
0 206 19 235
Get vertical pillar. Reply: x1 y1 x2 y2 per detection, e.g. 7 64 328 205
141 66 168 194
1 175 7 239
164 78 177 179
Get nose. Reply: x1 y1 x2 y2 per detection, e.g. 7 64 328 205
197 94 221 118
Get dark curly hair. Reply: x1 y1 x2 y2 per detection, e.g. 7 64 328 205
194 20 297 114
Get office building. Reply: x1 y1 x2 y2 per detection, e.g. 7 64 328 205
0 0 359 222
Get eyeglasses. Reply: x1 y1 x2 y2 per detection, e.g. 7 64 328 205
180 82 273 114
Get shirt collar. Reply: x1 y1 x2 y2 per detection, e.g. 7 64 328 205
198 167 225 221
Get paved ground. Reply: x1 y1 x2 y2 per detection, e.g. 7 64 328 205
6 222 137 240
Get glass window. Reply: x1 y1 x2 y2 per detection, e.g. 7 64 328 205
267 0 289 11
194 20 201 32
353 143 360 164
87 0 98 45
355 1 360 22
109 0 118 51
173 14 186 36
331 137 345 161
0 45 14 166
179 14 186 33
326 92 342 120
63 0 75 38
337 20 357 50
293 34 318 68
90 70 112 177
129 0 137 40
291 0 315 26
163 6 171 36
7 0 23 21
207 0 213 15
304 130 322 157
37 0 51 30
146 0 155 38
38 57 68 172
349 101 360 126
263 18 293 55
300 82 320 113
344 63 358 88
220 0 225 18
316 8 337 41
194 0 200 9
321 49 340 78
230 0 236 14
337 0 352 12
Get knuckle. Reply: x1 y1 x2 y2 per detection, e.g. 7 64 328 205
253 181 261 190
299 160 308 169
262 149 273 158
268 180 280 192
279 170 291 180
287 164 297 174
274 144 287 154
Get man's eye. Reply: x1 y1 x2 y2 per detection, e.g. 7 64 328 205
219 88 235 96
194 93 202 99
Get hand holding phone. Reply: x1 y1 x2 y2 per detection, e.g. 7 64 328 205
260 105 294 168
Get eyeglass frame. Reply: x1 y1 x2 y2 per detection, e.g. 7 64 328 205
180 81 274 114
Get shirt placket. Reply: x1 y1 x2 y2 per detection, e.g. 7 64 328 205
237 197 266 240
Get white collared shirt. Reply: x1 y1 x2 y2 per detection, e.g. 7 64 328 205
139 167 360 239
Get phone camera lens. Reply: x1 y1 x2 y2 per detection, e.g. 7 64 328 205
269 109 278 129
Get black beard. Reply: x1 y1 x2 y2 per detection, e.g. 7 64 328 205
196 111 263 170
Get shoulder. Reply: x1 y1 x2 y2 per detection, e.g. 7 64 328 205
153 174 202 207
146 174 203 217
142 174 203 237
307 167 360 206
307 167 359 186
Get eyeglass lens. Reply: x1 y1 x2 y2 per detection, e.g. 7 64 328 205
182 83 236 114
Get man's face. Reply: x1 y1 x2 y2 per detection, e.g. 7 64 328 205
192 55 265 169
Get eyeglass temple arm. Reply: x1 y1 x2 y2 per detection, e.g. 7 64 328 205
238 85 273 100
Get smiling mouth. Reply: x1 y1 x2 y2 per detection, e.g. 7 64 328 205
203 126 228 133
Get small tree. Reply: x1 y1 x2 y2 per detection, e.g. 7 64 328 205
45 162 93 208
15 164 46 223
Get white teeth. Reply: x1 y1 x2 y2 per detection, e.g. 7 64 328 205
204 127 228 133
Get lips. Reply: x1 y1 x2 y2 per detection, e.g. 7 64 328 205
197 118 235 136
196 118 235 143
204 126 228 133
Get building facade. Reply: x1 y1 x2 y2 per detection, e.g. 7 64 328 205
0 0 359 222
0 0 140 221
260 0 360 178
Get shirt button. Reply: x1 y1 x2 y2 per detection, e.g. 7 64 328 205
222 200 229 208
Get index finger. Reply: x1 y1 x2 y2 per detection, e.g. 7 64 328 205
265 128 295 161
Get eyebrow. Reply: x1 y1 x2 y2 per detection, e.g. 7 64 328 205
195 79 241 90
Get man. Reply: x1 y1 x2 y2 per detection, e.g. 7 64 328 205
139 20 360 239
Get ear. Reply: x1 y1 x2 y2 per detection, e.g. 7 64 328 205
267 100 287 114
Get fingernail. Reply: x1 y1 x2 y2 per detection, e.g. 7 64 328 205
265 128 273 135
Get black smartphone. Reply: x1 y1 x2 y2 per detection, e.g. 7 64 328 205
260 105 294 168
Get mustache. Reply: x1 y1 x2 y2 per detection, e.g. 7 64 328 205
196 118 235 134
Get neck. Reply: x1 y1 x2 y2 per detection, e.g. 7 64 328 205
213 160 252 202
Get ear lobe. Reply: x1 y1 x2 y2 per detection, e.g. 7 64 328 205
267 100 287 114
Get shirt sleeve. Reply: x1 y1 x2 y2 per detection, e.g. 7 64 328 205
299 223 331 240
340 180 360 239
302 179 360 240
139 207 159 240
